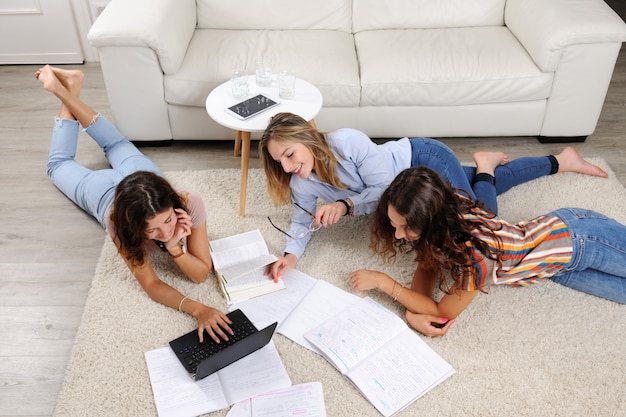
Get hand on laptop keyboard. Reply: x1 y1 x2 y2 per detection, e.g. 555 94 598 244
195 305 234 343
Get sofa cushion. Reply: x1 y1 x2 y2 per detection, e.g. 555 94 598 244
164 29 361 108
356 26 553 107
197 0 352 32
353 0 505 32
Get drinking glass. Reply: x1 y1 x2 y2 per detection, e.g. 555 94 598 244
255 60 272 87
231 69 249 100
278 71 296 99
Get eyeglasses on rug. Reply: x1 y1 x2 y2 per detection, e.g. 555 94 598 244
267 202 322 240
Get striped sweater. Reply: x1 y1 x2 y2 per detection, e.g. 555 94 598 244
461 213 573 290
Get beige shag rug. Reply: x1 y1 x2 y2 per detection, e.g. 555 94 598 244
54 160 626 417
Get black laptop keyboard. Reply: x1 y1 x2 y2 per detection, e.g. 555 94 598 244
176 319 258 373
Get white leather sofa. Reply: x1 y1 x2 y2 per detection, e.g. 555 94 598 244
88 0 626 143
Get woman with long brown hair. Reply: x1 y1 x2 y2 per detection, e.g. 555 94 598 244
36 65 232 343
350 166 626 336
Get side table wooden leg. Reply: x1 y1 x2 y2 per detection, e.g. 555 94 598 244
239 131 251 216
234 130 242 157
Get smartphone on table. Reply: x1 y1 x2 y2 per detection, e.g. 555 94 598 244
225 94 280 120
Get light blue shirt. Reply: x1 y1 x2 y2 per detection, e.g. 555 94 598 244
285 128 411 258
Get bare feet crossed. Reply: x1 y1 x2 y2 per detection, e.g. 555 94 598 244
35 65 84 96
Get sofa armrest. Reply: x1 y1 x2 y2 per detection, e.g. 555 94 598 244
505 0 626 72
87 0 196 74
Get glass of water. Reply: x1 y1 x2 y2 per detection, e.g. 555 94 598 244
278 71 296 99
255 60 272 87
231 69 249 100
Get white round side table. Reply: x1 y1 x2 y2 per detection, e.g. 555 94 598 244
206 76 323 216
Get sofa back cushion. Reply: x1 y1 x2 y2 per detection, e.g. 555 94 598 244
353 0 505 32
197 0 352 32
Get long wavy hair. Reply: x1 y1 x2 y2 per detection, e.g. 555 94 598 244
110 171 187 266
371 166 502 294
259 112 347 205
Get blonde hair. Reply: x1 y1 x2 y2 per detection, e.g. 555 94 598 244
259 112 347 205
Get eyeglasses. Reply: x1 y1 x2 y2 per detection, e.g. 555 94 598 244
268 202 322 240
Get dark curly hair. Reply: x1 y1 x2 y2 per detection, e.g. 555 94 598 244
110 171 187 266
371 166 502 294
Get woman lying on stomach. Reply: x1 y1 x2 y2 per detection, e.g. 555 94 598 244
349 166 626 337
36 65 232 343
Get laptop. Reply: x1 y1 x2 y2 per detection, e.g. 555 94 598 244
169 309 277 380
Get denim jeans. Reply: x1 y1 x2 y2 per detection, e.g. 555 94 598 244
410 138 552 213
549 208 626 303
47 115 162 228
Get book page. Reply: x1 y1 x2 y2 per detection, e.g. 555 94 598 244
346 329 455 417
145 347 228 417
228 382 326 417
216 254 278 284
219 341 292 405
251 382 326 417
229 269 317 329
303 297 408 373
222 266 277 290
278 279 361 351
145 341 292 417
209 230 278 282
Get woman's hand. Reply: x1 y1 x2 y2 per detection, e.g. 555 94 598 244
264 253 297 282
166 208 193 248
349 269 392 292
193 304 234 343
315 202 348 227
406 312 455 337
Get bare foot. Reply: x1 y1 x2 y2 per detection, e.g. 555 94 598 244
473 151 511 175
35 65 63 93
555 147 608 178
48 66 84 96
35 65 83 96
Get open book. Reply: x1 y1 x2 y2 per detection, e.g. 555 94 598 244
209 230 284 304
145 341 291 417
304 297 455 417
230 272 454 417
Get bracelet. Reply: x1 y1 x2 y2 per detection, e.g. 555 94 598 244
336 199 352 216
178 295 188 312
392 283 404 301
170 242 186 259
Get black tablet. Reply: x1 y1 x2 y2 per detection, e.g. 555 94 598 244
225 94 280 120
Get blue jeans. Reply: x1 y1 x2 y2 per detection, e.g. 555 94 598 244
549 208 626 303
47 115 162 228
410 138 553 213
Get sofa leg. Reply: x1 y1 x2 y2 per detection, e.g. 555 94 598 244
537 135 587 144
131 139 174 147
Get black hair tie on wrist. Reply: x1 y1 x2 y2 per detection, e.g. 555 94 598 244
336 199 351 216
474 173 496 186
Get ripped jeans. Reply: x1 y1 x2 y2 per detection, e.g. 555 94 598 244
47 115 162 228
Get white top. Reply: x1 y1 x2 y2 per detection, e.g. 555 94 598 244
206 75 323 132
